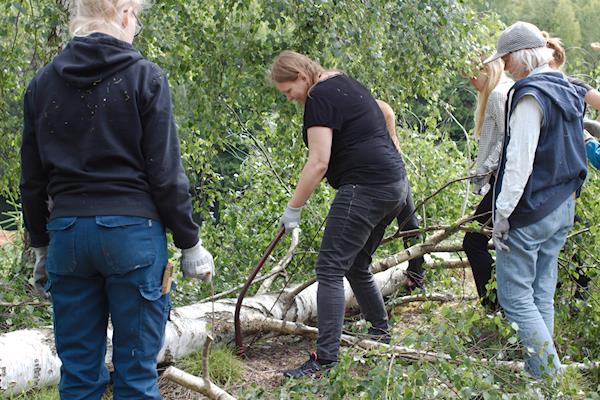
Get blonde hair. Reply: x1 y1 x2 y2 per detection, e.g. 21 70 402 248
474 58 505 138
70 0 148 39
269 51 326 90
541 31 566 69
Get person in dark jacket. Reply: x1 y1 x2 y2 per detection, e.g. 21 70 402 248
376 100 426 291
485 21 587 378
270 51 408 378
20 1 214 398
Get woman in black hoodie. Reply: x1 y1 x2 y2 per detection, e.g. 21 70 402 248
20 1 213 398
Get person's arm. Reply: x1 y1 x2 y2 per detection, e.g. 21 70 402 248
288 126 332 208
495 95 542 219
585 88 600 111
584 132 600 170
376 99 401 152
140 69 199 250
19 80 50 248
480 91 506 173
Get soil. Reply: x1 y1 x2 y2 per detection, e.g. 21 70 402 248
158 335 313 399
155 268 478 399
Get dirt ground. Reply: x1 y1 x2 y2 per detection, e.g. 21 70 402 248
156 302 455 399
156 268 478 399
157 335 314 399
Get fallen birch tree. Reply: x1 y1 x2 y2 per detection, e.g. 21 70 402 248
1 251 430 395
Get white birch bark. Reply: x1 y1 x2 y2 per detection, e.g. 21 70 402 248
0 256 418 395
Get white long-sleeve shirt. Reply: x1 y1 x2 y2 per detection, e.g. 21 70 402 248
495 65 553 219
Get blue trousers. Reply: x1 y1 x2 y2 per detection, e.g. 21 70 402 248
46 216 169 399
496 196 575 378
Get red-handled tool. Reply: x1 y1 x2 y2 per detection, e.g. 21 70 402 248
234 226 286 357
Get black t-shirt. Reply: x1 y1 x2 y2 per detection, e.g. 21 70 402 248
302 74 405 189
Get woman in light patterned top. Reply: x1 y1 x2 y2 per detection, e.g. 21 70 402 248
462 58 513 311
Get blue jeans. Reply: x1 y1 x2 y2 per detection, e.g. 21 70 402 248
46 216 169 400
496 196 575 378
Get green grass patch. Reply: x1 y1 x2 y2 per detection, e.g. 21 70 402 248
174 343 244 388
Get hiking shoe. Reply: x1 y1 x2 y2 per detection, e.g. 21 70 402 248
283 352 334 378
367 327 391 344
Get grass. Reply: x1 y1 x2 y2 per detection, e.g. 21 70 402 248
174 343 244 388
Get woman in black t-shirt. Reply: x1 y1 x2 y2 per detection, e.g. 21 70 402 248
269 50 409 378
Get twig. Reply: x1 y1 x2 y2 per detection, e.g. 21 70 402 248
567 225 598 239
254 318 599 372
10 1 23 54
256 228 300 295
386 223 489 239
202 335 213 380
442 101 472 218
376 214 478 273
199 228 301 303
387 293 477 307
223 102 291 197
390 173 490 242
0 301 49 307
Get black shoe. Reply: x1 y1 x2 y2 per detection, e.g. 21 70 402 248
283 352 334 378
367 327 391 344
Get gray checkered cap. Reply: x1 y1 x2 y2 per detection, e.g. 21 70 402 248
484 21 546 64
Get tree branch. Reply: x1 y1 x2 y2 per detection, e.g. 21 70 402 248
389 173 491 243
162 365 236 400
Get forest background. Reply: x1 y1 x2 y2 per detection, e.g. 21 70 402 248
0 0 599 398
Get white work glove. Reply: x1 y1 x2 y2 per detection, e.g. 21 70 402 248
280 204 302 234
32 246 50 299
475 182 491 196
180 240 214 281
492 215 510 252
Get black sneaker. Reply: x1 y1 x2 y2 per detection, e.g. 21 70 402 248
367 327 391 344
283 352 334 378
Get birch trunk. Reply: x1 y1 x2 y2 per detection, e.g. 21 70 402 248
0 255 421 395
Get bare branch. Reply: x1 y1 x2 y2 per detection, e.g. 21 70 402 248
389 173 491 243
199 228 301 303
256 318 598 372
162 365 236 400
0 301 49 308
387 293 477 307
202 335 213 380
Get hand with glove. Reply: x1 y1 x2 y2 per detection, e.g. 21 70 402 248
32 246 50 299
180 240 214 281
492 215 510 252
280 204 302 234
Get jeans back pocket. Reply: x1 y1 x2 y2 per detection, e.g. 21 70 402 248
47 217 78 274
95 216 156 274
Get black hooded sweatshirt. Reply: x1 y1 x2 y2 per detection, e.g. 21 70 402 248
20 33 199 249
